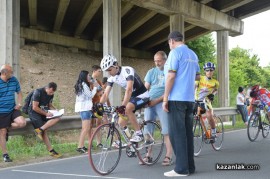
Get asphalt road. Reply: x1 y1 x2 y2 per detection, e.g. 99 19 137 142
0 129 269 179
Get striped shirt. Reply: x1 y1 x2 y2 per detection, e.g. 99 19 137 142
0 76 21 113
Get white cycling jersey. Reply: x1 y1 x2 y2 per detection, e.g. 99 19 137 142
107 66 148 98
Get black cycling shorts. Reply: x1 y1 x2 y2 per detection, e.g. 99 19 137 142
129 97 150 112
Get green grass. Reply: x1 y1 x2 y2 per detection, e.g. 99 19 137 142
3 130 84 163
1 115 247 166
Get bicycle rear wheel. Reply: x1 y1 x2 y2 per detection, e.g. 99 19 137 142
193 116 203 156
247 113 260 142
89 123 122 175
262 114 270 138
137 120 164 165
211 115 224 151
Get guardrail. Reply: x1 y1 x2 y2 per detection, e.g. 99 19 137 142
10 107 239 136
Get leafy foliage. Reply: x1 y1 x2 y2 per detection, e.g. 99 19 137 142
187 33 216 68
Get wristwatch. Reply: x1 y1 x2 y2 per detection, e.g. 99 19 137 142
18 103 22 107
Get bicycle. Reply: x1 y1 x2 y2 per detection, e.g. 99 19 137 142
193 100 224 156
88 105 164 175
247 102 270 141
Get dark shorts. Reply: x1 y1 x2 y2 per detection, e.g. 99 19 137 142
129 97 150 112
29 111 50 129
0 109 22 129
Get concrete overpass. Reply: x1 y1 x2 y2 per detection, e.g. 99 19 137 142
1 0 270 106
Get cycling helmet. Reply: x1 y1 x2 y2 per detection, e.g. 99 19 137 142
100 54 117 71
251 85 260 92
250 85 260 98
203 62 216 70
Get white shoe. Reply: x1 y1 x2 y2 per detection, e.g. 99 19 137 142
164 170 189 177
130 134 144 143
112 140 127 149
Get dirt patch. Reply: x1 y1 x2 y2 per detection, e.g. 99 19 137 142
20 43 153 115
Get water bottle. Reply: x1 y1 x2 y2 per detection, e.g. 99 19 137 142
202 115 208 128
123 126 131 138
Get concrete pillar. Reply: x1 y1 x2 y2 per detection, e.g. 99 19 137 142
170 14 185 39
0 0 20 79
103 0 121 106
216 30 229 107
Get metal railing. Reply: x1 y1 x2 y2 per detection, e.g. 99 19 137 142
10 107 239 136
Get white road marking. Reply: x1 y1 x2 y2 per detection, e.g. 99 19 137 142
12 169 133 179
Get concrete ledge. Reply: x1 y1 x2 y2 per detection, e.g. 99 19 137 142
9 115 82 136
10 107 239 136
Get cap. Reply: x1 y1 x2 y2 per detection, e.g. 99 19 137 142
168 31 183 41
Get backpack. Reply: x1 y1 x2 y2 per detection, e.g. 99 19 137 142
22 90 34 114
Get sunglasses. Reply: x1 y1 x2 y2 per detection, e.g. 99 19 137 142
205 69 214 72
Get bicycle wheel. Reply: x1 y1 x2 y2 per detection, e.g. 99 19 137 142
137 121 164 165
247 113 260 142
262 113 270 138
193 116 203 156
89 123 122 175
211 115 224 151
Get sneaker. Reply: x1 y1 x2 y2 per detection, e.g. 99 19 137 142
112 141 120 149
164 170 189 177
130 134 144 143
3 154 12 162
34 128 43 140
112 140 127 149
96 143 103 148
76 146 88 154
49 149 62 158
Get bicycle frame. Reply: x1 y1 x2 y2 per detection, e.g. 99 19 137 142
104 106 137 152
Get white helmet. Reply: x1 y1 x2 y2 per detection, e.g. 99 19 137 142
100 54 117 71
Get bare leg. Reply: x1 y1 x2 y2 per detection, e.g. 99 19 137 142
206 109 215 129
0 129 8 154
164 135 173 158
11 116 26 129
42 130 53 151
40 118 60 130
78 120 90 148
125 103 140 131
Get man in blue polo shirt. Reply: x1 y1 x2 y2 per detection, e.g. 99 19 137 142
163 31 200 177
0 64 26 162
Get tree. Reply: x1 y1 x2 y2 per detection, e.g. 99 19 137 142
187 34 216 68
229 47 268 106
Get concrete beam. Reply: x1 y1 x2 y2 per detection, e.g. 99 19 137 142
126 15 169 47
74 0 102 37
0 0 20 78
53 0 70 33
28 0 37 27
216 30 229 107
121 1 134 17
199 0 213 4
20 27 153 59
92 2 134 41
122 9 157 38
214 0 254 12
124 0 244 35
141 23 195 49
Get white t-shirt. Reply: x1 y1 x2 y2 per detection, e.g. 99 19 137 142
236 93 245 105
75 82 97 112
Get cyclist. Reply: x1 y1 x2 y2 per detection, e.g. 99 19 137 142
249 85 270 120
195 62 219 141
100 54 150 142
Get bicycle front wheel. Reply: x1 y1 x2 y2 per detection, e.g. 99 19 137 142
211 115 224 151
262 114 270 138
89 123 122 175
193 116 203 156
247 113 260 141
137 121 164 165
